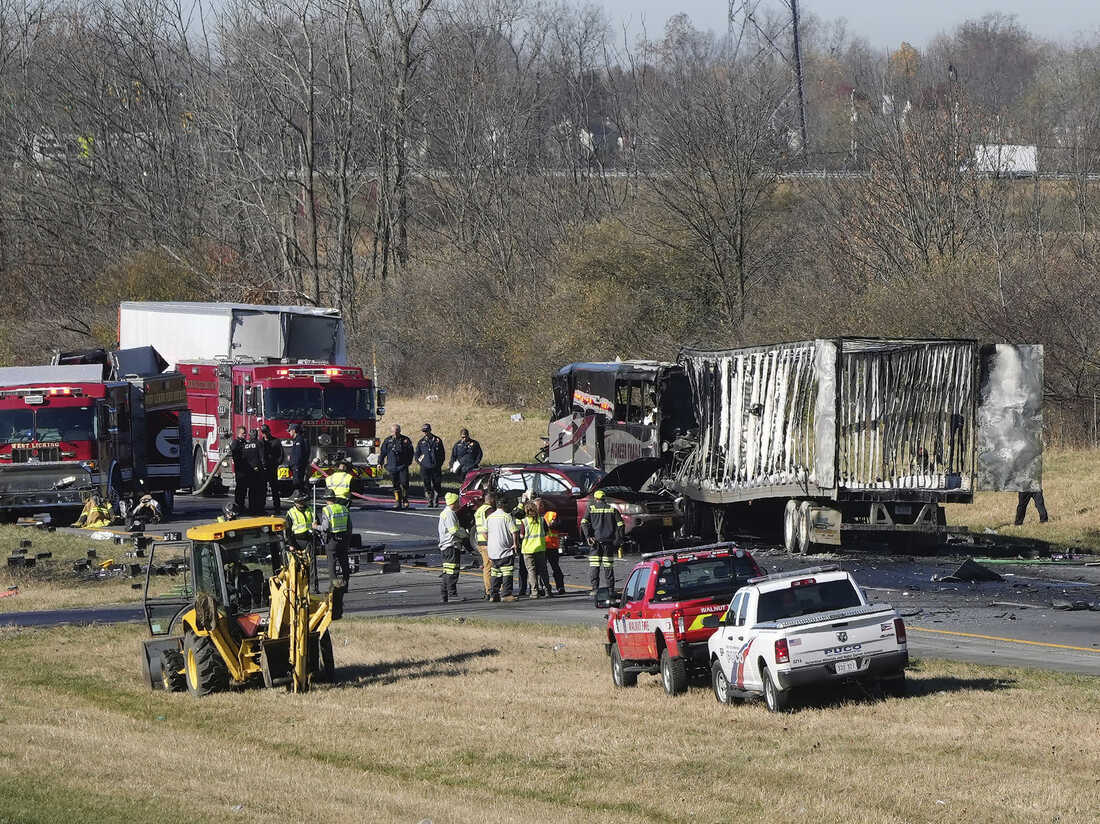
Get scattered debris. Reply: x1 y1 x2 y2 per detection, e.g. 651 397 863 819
510 412 524 422
983 528 998 535
90 531 114 541
424 394 440 402
1052 599 1092 611
990 601 1033 609
0 585 19 599
934 558 1003 583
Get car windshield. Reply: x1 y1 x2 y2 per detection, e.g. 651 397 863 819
0 410 34 445
264 387 373 421
34 407 95 442
558 466 604 494
650 555 760 602
756 579 863 622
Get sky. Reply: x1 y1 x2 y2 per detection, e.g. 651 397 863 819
596 1 1100 49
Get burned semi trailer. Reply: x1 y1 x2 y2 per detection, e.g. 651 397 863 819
547 361 696 471
669 339 1043 551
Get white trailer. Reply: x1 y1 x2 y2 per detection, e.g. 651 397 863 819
118 302 347 368
972 144 1038 178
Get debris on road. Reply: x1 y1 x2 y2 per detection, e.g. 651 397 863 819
935 558 1003 583
0 585 19 599
991 601 1034 609
1052 599 1092 611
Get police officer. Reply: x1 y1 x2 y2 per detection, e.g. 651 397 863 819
438 492 467 602
473 492 497 599
242 429 267 515
260 425 283 513
287 423 311 495
581 490 623 596
285 493 315 587
313 488 352 619
450 428 483 479
230 426 251 513
415 423 446 507
379 423 414 509
326 458 355 506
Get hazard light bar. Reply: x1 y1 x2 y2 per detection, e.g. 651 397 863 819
747 565 839 585
0 386 84 400
274 367 360 377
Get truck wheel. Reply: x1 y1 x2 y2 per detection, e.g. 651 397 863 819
783 499 799 553
880 672 907 698
763 668 789 712
711 660 733 705
160 650 186 692
795 501 812 555
316 631 335 683
184 631 229 697
660 648 688 696
610 642 637 688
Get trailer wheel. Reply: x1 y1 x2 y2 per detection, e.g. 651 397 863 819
184 631 229 697
795 501 812 555
160 650 186 692
783 499 799 553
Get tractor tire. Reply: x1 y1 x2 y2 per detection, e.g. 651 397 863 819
316 632 335 683
160 650 186 693
610 641 637 688
184 631 229 697
712 659 733 706
660 648 688 696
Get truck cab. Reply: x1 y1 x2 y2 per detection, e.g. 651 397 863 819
602 543 762 695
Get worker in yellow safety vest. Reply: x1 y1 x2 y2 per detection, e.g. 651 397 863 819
520 501 551 598
541 505 566 596
284 493 316 585
473 492 497 600
73 494 113 528
325 458 355 505
313 489 352 619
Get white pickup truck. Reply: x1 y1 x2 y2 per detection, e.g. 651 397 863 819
705 566 908 711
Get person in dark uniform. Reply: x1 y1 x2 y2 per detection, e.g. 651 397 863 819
379 423 414 509
260 424 283 513
1015 488 1049 525
243 429 267 515
287 422 311 495
450 428 483 480
230 426 251 513
415 423 446 507
581 490 624 597
314 489 352 619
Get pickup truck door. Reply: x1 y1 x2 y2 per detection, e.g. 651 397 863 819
733 594 762 691
614 568 646 659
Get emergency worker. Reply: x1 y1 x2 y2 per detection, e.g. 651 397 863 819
519 501 551 598
217 503 238 523
473 492 497 599
243 429 267 515
581 490 623 596
486 503 518 602
230 426 251 513
73 494 112 528
128 494 162 528
260 425 283 512
284 493 315 584
287 423 311 495
379 424 414 509
326 458 355 506
541 506 566 596
437 492 467 602
415 423 446 507
313 489 352 619
450 428 483 479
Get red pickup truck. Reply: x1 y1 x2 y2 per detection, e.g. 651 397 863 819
600 543 763 696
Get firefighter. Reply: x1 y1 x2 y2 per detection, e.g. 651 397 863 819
230 425 251 513
242 428 266 515
73 494 112 528
260 424 283 512
437 492 467 602
287 422 311 495
581 490 623 596
313 488 352 619
519 500 551 598
541 505 567 596
473 491 497 599
128 494 162 528
486 501 519 602
326 458 355 506
284 493 315 587
415 423 446 507
217 502 238 523
449 428 483 480
379 423 414 509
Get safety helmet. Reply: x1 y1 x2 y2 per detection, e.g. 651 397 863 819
593 490 606 500
324 488 338 501
340 458 353 470
293 493 309 505
444 492 460 507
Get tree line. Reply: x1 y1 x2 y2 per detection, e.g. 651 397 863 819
1 2 1098 441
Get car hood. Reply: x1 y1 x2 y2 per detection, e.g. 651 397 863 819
591 457 661 493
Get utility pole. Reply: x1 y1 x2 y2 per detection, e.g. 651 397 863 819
790 0 809 156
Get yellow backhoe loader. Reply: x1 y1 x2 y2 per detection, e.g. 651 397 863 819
139 516 334 695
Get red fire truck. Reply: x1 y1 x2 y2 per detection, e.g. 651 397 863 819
118 302 385 494
0 355 191 520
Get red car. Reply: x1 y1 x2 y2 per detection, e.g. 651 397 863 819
458 459 681 554
600 543 763 696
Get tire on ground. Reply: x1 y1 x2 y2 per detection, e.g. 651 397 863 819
184 631 229 697
711 659 733 705
763 666 790 712
316 631 335 683
610 641 637 688
660 646 688 696
161 649 186 692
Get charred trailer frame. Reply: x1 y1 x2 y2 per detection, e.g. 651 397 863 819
547 361 696 472
671 339 1043 552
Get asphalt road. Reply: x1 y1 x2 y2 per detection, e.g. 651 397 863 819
3 493 1099 676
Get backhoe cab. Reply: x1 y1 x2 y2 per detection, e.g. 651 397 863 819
139 516 335 696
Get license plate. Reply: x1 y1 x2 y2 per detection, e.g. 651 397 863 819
835 659 858 675
277 467 291 480
663 517 673 526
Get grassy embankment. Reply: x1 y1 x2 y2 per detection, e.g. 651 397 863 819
0 618 1096 824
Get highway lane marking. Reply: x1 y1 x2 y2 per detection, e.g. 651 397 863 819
910 626 1100 654
359 529 403 537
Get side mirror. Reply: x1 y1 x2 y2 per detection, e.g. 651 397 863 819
570 486 582 495
246 406 256 415
376 388 387 417
594 586 618 609
700 614 721 629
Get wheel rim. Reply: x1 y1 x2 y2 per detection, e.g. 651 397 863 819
783 502 796 550
185 648 198 690
662 659 671 691
765 675 777 709
714 667 729 703
612 650 622 686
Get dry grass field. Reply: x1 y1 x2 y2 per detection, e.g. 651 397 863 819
0 617 1097 824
